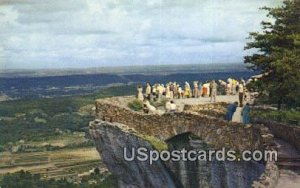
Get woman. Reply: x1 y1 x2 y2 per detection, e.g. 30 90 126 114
225 102 238 121
242 103 250 124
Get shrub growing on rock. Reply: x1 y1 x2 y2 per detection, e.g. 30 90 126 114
127 99 143 111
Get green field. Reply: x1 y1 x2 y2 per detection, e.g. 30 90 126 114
0 85 135 187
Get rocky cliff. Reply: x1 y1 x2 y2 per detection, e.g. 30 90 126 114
90 120 267 188
89 120 179 188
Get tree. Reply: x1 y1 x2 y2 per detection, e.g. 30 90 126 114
244 0 300 110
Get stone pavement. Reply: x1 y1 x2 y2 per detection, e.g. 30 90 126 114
174 95 243 123
174 95 239 112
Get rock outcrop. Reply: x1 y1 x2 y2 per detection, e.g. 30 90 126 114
90 120 267 188
89 120 178 188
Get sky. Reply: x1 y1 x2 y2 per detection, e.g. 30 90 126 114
0 0 282 70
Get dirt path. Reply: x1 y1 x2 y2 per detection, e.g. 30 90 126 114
234 108 300 188
231 106 300 188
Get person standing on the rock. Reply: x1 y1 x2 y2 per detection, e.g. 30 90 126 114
184 81 191 98
152 84 157 100
225 102 238 121
219 80 226 95
232 79 237 95
169 83 174 99
238 82 244 107
145 83 151 100
210 80 217 102
226 82 231 95
157 84 164 102
165 84 171 99
173 83 178 99
193 81 199 98
198 82 203 97
202 82 210 97
242 103 250 124
137 85 144 101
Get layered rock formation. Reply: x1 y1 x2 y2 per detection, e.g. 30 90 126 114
90 120 267 188
89 120 178 188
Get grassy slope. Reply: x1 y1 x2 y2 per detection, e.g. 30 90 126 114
0 85 135 146
0 85 135 116
0 85 136 187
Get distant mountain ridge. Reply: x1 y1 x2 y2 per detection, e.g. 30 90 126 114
0 63 249 78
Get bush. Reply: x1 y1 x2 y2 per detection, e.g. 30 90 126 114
251 108 300 125
0 170 118 188
0 145 5 152
127 99 143 111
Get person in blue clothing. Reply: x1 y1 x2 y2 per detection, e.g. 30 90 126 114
225 102 238 121
242 103 250 124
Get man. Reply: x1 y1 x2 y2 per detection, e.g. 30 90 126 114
226 82 231 95
193 81 199 98
165 84 171 99
169 83 174 99
238 82 244 107
152 84 157 100
225 102 238 121
242 103 250 124
198 82 203 97
145 83 151 100
210 80 217 102
219 80 227 95
232 79 237 95
173 83 178 99
137 85 144 101
157 84 164 102
178 85 183 99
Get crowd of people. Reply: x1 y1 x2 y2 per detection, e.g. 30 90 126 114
137 78 250 103
136 78 252 124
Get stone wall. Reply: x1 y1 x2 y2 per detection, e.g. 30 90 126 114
183 102 227 118
96 99 267 152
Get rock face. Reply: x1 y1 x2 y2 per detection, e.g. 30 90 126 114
89 120 178 188
166 134 265 188
90 120 267 188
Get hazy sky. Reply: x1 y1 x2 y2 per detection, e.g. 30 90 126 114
0 0 282 70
